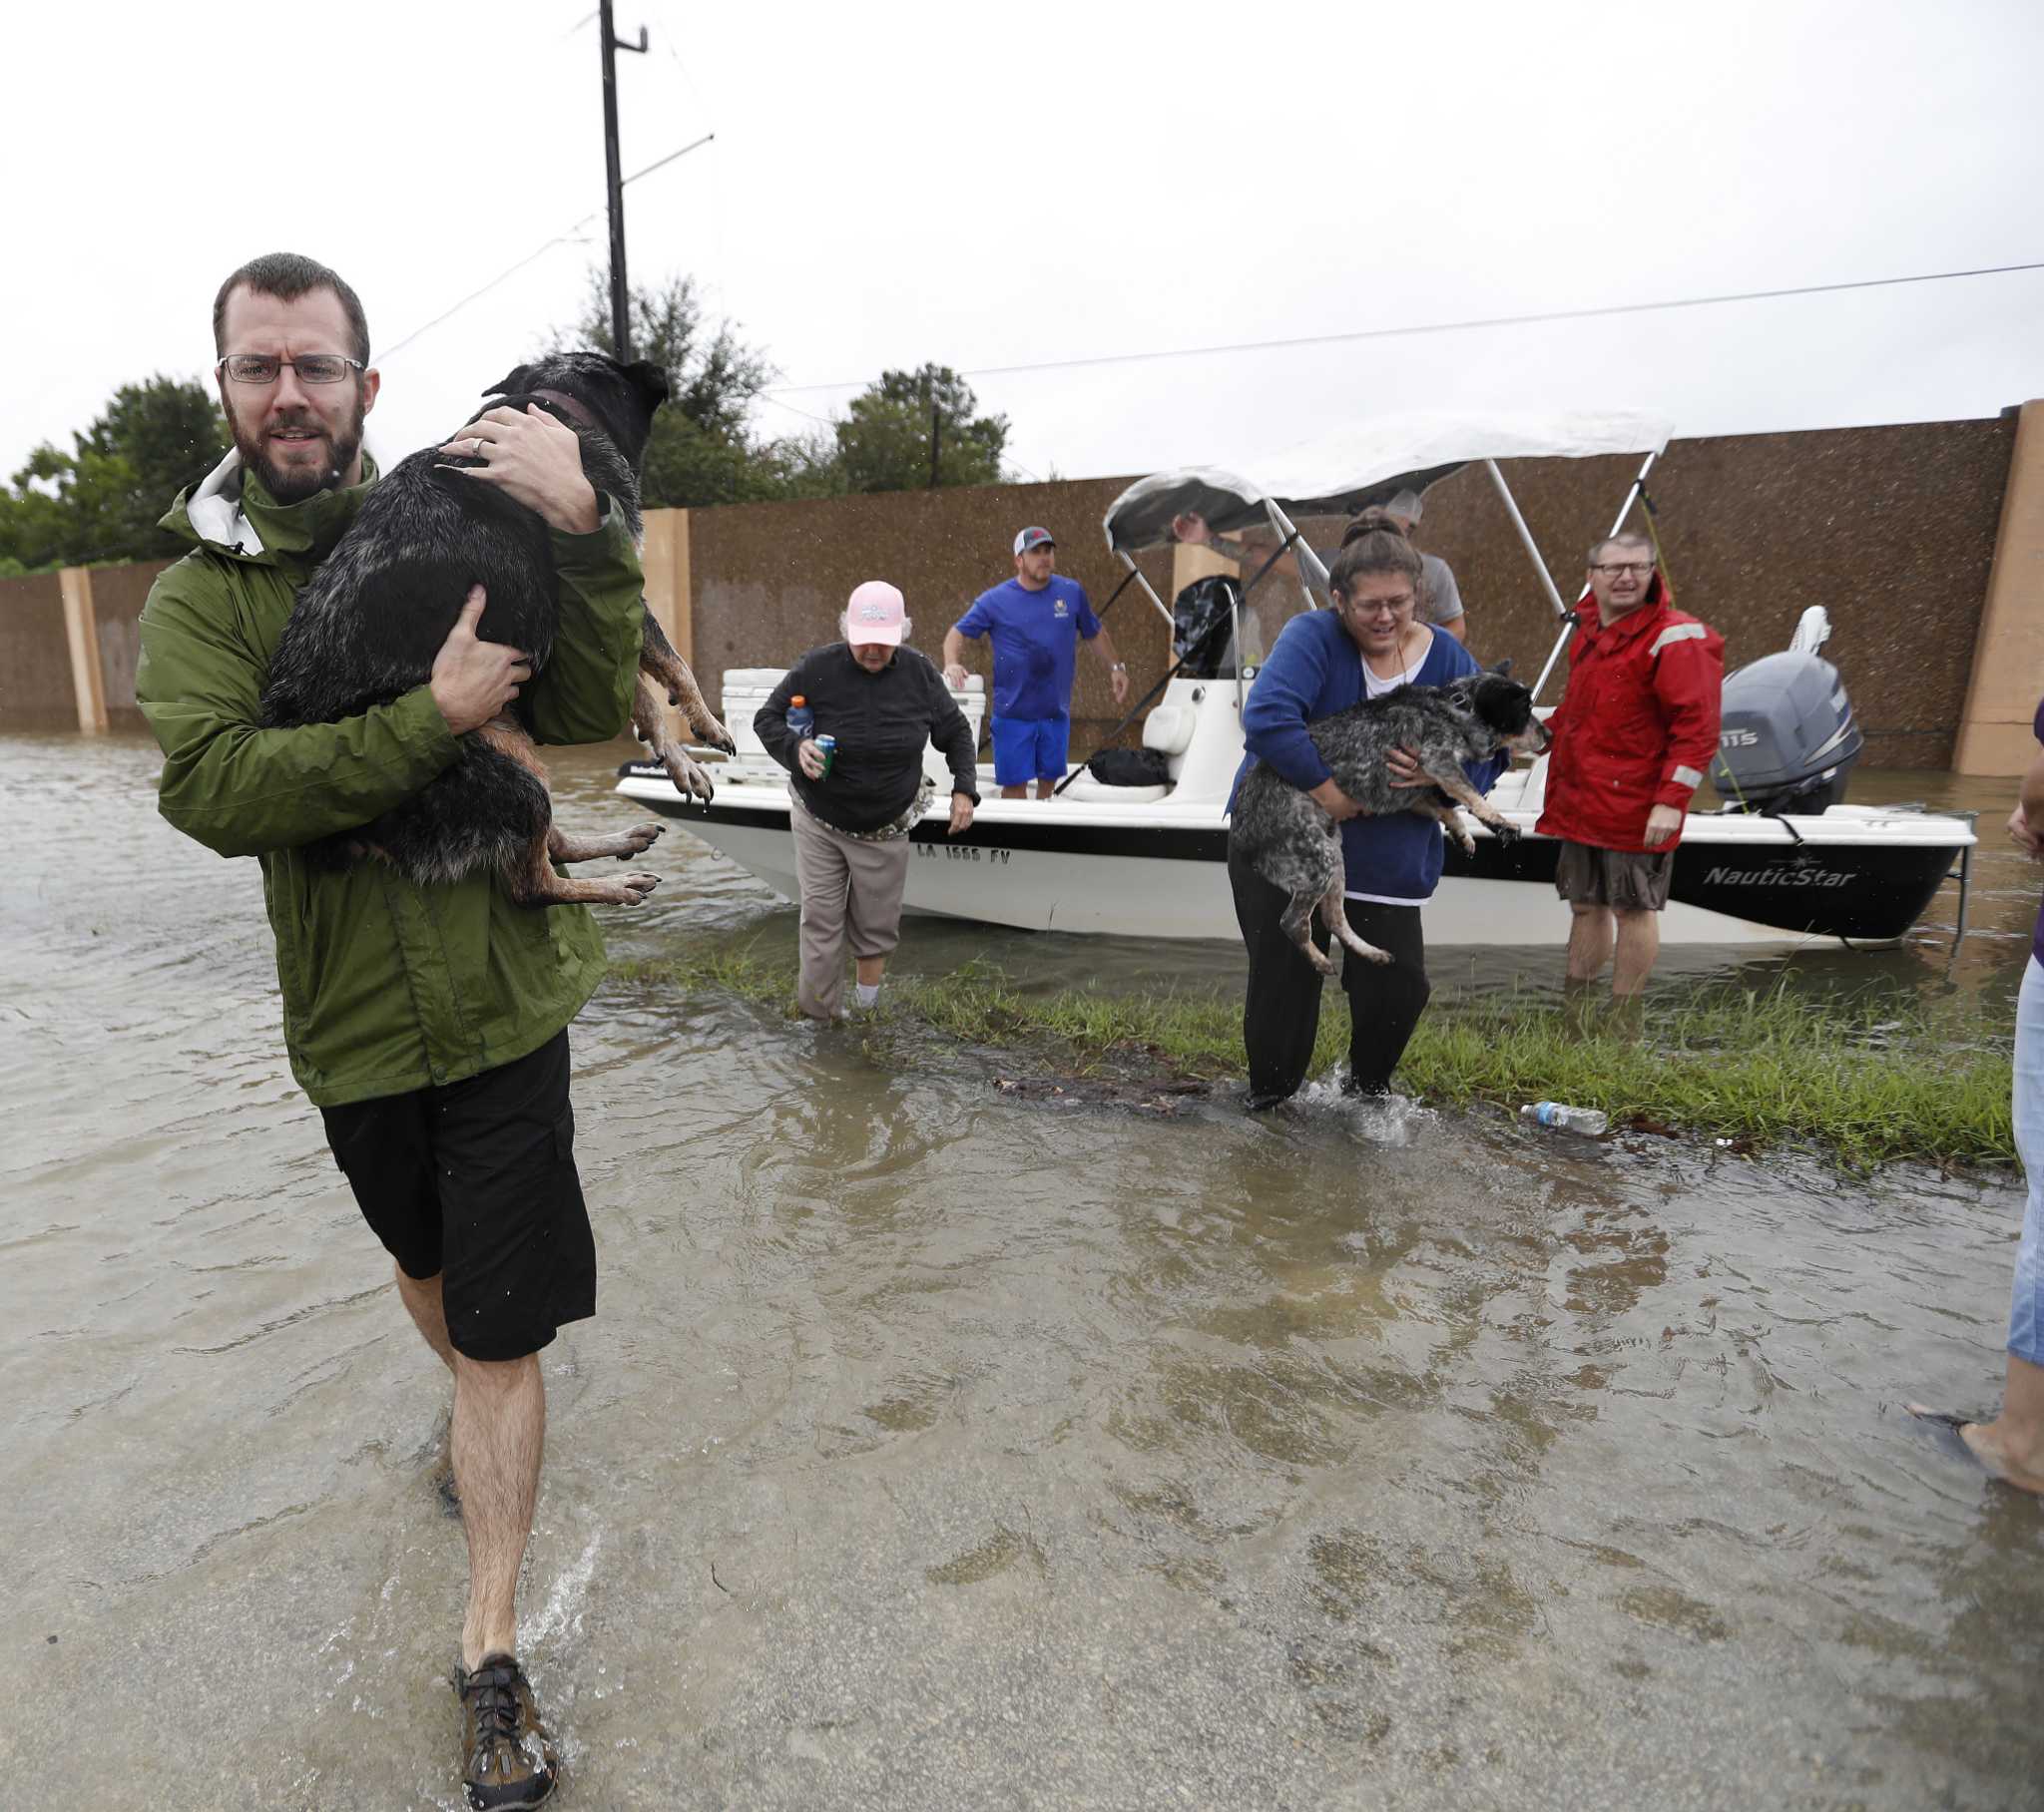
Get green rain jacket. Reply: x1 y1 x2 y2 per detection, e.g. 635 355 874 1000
135 453 645 1107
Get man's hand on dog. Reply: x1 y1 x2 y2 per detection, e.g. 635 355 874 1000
431 588 533 734
438 405 600 535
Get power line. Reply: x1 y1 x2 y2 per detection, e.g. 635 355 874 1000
760 257 2044 398
376 136 716 364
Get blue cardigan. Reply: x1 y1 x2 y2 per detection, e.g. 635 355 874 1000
1228 610 1503 902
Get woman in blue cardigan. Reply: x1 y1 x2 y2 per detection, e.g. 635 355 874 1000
1226 511 1501 1109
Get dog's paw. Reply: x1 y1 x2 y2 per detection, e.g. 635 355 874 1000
618 870 661 905
618 821 665 858
665 753 717 805
1486 817 1522 847
693 713 737 754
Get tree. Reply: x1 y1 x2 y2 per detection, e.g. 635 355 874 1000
550 269 839 508
833 364 1007 495
0 376 231 570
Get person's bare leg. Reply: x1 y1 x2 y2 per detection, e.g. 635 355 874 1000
452 1351 546 1668
394 1264 458 1376
1000 783 1030 800
1958 1354 2044 1494
855 955 886 987
1611 907 1660 999
1561 976 1600 1042
1564 903 1613 985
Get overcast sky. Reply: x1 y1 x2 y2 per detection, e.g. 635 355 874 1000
4 0 2037 495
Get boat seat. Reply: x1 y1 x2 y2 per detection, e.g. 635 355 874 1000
1142 703 1196 757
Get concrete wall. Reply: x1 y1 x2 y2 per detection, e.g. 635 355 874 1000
1405 418 2015 770
0 573 79 730
688 478 1179 753
1954 402 2044 773
90 560 176 732
0 414 2026 769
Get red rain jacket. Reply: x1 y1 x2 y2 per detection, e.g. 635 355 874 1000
1535 576 1724 854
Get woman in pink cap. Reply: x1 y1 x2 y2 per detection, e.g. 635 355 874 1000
757 582 980 1019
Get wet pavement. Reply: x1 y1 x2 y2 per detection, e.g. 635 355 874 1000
3 730 2041 1810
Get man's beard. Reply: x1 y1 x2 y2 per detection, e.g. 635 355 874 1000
232 394 367 504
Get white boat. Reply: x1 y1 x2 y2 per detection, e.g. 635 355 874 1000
619 411 1976 947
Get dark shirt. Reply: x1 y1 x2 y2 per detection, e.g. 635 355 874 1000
758 644 979 834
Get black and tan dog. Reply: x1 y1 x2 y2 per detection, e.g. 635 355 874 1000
1231 663 1550 972
259 350 733 908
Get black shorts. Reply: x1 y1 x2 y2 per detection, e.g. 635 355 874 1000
319 1031 596 1361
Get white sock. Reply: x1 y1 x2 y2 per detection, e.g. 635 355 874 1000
854 982 880 1009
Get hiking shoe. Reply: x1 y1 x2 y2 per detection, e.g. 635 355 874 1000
455 1652 559 1810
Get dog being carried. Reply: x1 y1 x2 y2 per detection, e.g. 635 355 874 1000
259 350 734 909
1230 663 1550 973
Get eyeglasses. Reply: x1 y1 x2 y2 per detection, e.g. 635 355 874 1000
1341 594 1414 618
215 353 364 385
1590 561 1654 578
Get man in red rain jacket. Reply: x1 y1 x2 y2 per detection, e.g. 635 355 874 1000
1535 530 1723 1010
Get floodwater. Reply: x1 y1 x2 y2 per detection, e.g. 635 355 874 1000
4 729 2041 1811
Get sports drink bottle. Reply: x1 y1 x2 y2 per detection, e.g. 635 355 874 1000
785 694 814 738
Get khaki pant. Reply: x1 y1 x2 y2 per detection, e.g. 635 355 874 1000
789 801 913 1019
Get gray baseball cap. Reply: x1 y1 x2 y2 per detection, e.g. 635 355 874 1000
1013 526 1055 555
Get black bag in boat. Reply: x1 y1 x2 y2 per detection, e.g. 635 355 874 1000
1085 747 1173 787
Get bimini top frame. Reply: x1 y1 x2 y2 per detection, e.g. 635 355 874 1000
1101 408 1674 706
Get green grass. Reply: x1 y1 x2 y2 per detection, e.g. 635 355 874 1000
606 951 2015 1170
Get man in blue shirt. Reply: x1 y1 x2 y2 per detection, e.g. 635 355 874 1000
943 526 1130 800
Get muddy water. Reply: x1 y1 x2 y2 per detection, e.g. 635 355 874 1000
4 730 2041 1811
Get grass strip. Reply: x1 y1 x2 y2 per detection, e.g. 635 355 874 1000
607 952 2014 1170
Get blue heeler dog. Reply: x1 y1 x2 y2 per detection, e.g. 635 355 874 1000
259 351 734 908
1230 663 1551 972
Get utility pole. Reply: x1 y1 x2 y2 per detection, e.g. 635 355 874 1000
599 0 648 360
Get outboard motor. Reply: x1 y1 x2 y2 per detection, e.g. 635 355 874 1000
1709 610 1861 815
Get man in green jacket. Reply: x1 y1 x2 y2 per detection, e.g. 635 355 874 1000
136 251 646 1809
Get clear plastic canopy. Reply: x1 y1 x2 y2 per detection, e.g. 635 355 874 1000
1103 409 1673 554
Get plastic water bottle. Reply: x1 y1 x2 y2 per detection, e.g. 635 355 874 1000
1520 1101 1609 1136
785 694 814 738
813 733 836 779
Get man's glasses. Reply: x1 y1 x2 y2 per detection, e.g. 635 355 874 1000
1590 561 1654 577
215 353 364 386
1343 595 1415 618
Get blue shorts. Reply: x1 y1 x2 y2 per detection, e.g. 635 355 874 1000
991 713 1071 787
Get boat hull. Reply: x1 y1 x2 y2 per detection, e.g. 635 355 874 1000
623 771 1964 947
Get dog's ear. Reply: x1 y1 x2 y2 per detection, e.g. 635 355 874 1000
480 363 542 398
1489 659 1513 678
623 358 671 410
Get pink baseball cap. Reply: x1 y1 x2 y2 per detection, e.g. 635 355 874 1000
845 579 906 646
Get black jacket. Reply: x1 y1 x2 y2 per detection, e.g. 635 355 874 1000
758 645 979 833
